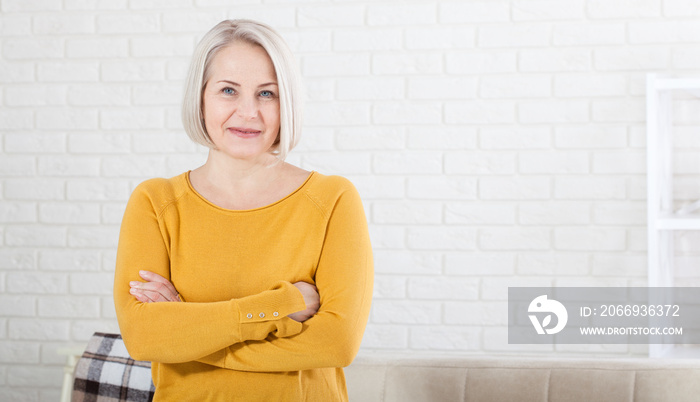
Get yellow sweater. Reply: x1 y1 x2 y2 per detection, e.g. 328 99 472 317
113 171 373 401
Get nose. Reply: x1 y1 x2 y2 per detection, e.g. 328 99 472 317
236 95 259 120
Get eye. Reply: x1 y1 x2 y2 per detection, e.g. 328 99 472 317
222 87 235 95
259 90 275 98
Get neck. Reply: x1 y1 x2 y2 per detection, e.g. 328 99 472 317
197 149 283 191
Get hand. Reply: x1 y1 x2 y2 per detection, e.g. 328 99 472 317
288 282 320 323
129 270 182 303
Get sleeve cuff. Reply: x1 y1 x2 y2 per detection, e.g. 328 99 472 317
235 281 307 340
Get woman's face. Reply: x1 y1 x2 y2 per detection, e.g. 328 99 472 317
202 41 280 162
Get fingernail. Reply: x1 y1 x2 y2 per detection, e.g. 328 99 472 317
130 288 138 294
129 281 139 287
139 270 148 276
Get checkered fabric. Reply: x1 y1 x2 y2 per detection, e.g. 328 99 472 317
72 332 155 402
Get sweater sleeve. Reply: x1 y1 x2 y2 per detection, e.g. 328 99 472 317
195 182 374 371
113 181 307 364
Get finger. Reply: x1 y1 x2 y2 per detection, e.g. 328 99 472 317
139 271 179 295
130 288 153 303
131 281 176 299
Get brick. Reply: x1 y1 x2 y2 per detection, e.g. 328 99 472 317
101 296 117 318
482 277 554 300
68 227 119 248
65 0 127 9
7 272 68 294
229 8 296 29
195 0 257 5
407 226 477 250
5 227 66 248
304 102 370 127
592 151 645 174
3 38 63 60
337 77 404 101
38 250 100 271
102 156 167 178
479 177 550 200
101 61 166 82
479 228 550 250
408 127 477 150
3 179 64 201
664 0 700 16
0 341 40 363
446 51 517 74
372 300 441 324
334 29 402 51
478 24 550 48
405 26 476 50
518 100 589 123
9 318 69 341
161 11 227 33
554 227 627 251
373 151 442 174
368 225 405 249
519 49 591 72
102 203 127 224
1 0 61 11
408 76 477 100
0 108 32 130
290 127 334 152
409 326 481 350
39 203 100 224
372 201 442 224
672 46 700 69
555 126 627 148
512 0 585 20
373 102 442 125
444 252 516 276
676 151 700 174
38 296 100 318
445 301 507 325
0 61 35 83
133 132 196 153
519 151 589 174
0 202 37 223
36 108 98 130
33 14 95 35
445 101 516 124
336 127 405 150
37 62 99 82
519 201 590 225
0 296 36 317
298 5 365 27
302 153 371 174
445 151 516 175
302 54 370 77
408 176 477 200
480 74 551 99
553 22 626 46
373 275 406 299
38 156 100 177
66 179 130 201
445 203 515 225
281 30 333 53
517 253 590 276
361 325 408 349
368 3 437 26
0 249 36 271
130 36 193 58
587 0 662 19
96 13 159 34
408 276 479 300
592 99 645 123
0 15 31 36
70 273 114 295
480 126 551 149
372 53 442 75
554 177 626 199
68 133 130 154
100 109 164 130
594 47 668 71
348 175 406 200
72 319 121 341
554 74 627 97
66 38 129 59
593 202 646 225
303 79 334 101
439 1 510 23
0 156 36 176
5 133 66 154
67 84 131 106
635 21 700 44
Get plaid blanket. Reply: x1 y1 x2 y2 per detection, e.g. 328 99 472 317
72 332 155 402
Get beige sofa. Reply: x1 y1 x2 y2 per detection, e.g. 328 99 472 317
345 354 700 402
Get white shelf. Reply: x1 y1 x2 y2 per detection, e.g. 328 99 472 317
655 214 700 230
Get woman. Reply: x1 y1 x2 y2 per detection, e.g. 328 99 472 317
113 19 373 401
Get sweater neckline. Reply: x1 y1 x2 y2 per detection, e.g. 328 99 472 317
183 170 317 213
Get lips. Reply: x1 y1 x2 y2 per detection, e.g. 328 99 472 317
228 127 262 138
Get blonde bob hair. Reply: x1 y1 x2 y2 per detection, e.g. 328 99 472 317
182 19 302 161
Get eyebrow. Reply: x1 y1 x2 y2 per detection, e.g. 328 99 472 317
217 80 278 87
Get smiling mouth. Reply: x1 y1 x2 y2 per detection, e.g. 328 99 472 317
228 127 262 138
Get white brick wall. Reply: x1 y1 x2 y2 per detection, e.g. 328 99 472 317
2 0 700 399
